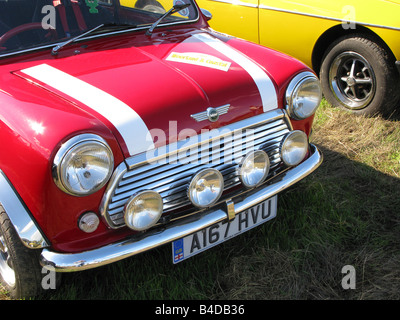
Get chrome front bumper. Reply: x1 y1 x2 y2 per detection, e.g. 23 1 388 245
40 144 322 272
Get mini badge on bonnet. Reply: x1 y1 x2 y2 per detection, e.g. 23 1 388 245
191 104 230 122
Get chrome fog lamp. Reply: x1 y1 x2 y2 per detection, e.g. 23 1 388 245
53 134 114 196
239 150 270 188
280 131 309 166
188 168 224 208
124 191 163 231
286 72 322 120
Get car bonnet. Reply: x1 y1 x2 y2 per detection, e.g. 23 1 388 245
13 32 279 158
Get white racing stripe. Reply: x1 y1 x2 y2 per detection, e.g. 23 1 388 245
193 33 278 112
21 64 154 156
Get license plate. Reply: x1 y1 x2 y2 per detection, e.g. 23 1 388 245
172 196 277 264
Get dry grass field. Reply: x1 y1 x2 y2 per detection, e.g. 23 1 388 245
212 101 400 300
1 100 399 300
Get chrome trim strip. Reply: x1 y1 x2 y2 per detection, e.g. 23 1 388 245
258 4 400 32
208 0 258 9
40 144 322 272
0 170 49 249
206 0 400 32
100 163 129 228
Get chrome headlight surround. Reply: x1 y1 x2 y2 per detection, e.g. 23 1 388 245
280 130 309 167
188 168 224 209
239 150 270 189
124 190 163 231
53 134 114 196
286 71 322 120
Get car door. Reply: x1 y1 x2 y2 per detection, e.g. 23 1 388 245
196 0 260 44
258 0 352 67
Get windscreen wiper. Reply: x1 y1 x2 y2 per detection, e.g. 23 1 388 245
51 23 137 55
52 23 104 55
145 3 191 37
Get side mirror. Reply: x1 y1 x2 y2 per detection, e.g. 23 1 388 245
200 8 212 21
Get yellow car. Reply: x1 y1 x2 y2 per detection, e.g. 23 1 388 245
195 0 400 116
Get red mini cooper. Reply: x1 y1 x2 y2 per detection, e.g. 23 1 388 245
0 0 322 298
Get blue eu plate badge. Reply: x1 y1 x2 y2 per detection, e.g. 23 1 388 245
173 238 184 263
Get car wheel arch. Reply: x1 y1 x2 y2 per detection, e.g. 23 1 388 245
311 24 397 77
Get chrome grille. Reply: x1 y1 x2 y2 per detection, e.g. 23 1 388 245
100 110 292 228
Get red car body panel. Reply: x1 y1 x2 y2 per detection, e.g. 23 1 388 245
0 15 312 253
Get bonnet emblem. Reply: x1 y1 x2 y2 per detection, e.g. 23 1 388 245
191 104 230 122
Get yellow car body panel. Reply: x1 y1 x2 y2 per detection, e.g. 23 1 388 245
197 0 400 67
199 0 260 44
120 0 135 7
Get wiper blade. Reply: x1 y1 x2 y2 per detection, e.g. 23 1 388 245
52 23 104 55
145 3 191 37
51 23 137 55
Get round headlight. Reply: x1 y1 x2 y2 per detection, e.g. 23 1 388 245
239 150 270 188
53 134 114 196
286 72 322 120
188 168 224 208
280 131 309 166
124 190 163 231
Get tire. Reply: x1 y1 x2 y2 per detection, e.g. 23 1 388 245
0 206 49 299
320 35 400 116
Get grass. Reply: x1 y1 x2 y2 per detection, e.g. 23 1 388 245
1 100 399 300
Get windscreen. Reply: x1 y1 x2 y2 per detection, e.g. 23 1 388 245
0 0 198 55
